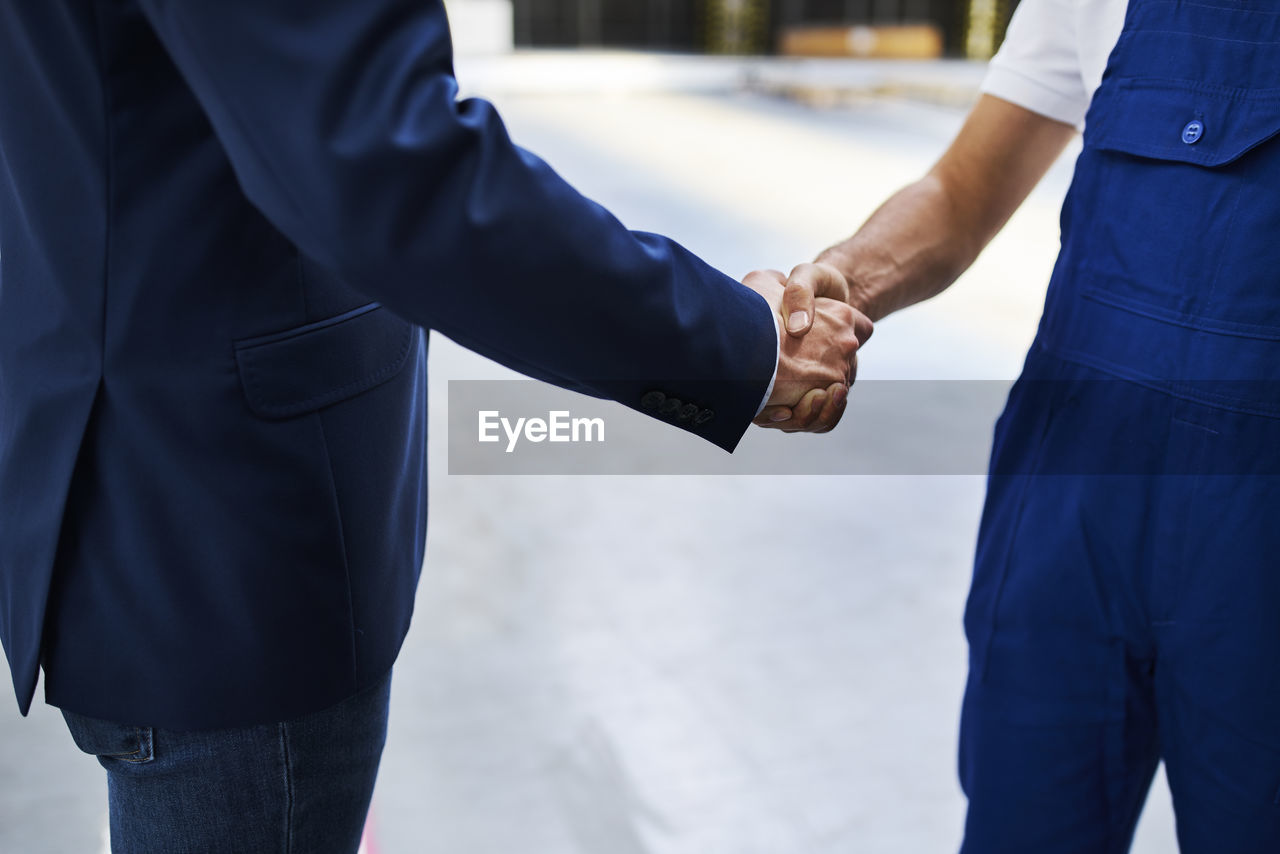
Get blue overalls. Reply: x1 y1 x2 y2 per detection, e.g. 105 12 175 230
959 1 1280 851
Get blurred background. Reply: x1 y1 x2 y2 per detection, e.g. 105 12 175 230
1 2 1183 853
451 0 1014 60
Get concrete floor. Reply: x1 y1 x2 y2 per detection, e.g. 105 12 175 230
0 77 1180 852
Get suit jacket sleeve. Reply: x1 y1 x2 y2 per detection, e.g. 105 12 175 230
131 0 778 451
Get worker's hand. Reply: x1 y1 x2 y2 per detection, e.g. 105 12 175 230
746 265 873 433
741 269 870 434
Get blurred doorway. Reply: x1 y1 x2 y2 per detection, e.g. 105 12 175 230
512 0 702 50
510 0 1013 56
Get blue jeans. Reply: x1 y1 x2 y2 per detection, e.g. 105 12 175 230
60 671 391 854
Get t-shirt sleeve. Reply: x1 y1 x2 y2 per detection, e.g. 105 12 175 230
981 0 1090 128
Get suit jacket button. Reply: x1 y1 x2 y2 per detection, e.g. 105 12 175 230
659 397 683 416
694 408 715 426
641 391 666 411
677 403 699 422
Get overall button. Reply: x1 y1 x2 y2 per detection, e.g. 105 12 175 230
1181 120 1204 145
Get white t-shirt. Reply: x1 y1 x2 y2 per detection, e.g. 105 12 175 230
980 0 1129 128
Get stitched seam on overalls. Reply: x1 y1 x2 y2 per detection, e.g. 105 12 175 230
1125 30 1280 47
1115 78 1280 101
976 394 1064 682
1157 0 1280 18
1047 347 1280 419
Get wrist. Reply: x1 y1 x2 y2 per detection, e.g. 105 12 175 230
815 247 883 322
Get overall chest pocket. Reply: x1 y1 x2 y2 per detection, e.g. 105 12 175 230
1074 78 1280 339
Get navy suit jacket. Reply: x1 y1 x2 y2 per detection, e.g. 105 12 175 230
0 0 776 729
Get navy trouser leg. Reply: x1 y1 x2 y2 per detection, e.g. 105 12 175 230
962 369 1280 853
959 663 1161 854
1151 462 1280 854
61 670 391 854
1159 658 1280 854
959 462 1163 854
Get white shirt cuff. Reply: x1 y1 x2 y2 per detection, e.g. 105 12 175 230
755 312 781 418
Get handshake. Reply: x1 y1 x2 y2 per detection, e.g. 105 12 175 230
743 262 875 434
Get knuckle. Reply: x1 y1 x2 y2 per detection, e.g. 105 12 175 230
784 288 813 310
823 300 856 329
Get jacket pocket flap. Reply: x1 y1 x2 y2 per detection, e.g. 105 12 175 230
235 303 415 419
1088 79 1280 167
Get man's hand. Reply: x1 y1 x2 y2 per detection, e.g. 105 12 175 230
742 268 872 434
740 98 1074 434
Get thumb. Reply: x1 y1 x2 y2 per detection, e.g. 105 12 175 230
784 263 851 337
781 277 814 337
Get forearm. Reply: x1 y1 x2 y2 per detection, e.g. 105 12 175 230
816 95 1077 323
816 173 982 323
